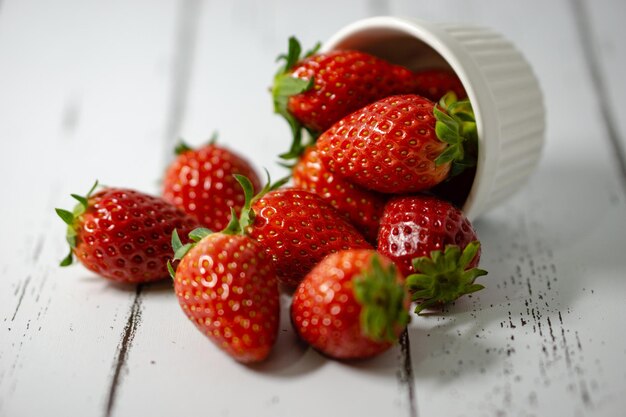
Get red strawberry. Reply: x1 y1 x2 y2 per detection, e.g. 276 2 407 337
413 69 467 101
170 222 279 363
272 37 418 144
291 145 387 244
377 195 486 313
291 249 410 360
317 92 477 194
249 188 372 287
56 181 200 284
231 174 371 287
162 136 261 232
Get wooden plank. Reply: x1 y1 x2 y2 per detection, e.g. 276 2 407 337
385 1 626 416
574 0 626 189
0 0 179 415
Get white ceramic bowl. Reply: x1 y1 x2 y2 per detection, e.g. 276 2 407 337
323 16 545 220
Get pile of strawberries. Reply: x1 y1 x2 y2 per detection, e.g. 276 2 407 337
56 37 487 363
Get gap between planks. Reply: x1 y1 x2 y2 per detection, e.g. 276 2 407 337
102 0 203 416
570 0 626 195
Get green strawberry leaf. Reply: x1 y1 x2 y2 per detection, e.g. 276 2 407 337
435 144 463 166
354 255 410 343
432 92 479 177
55 208 74 226
167 260 176 279
406 241 487 314
171 229 184 252
275 76 313 98
228 170 290 236
433 107 459 133
174 140 193 155
459 241 480 267
304 41 321 58
223 207 243 235
56 180 100 267
59 249 73 267
278 36 302 72
439 91 458 109
435 123 462 145
70 194 88 211
272 36 321 157
188 228 212 242
170 227 212 268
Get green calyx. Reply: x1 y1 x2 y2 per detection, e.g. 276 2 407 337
353 255 410 343
406 241 487 314
229 169 290 234
272 36 321 159
167 170 289 278
55 180 100 267
174 132 218 155
433 92 479 177
167 227 212 278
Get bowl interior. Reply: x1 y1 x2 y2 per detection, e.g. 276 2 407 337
328 28 451 72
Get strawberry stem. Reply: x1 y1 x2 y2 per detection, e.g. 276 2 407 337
272 36 319 156
433 92 479 177
353 255 410 343
406 241 487 314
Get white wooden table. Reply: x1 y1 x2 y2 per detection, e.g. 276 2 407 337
1 1 625 416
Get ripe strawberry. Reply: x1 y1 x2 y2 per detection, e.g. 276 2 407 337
250 189 372 287
170 221 279 363
413 69 467 102
162 136 261 232
56 181 200 284
232 174 371 287
291 249 410 360
317 92 477 194
291 145 387 244
272 37 418 144
377 195 487 313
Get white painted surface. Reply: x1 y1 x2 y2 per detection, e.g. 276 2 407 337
1 1 625 417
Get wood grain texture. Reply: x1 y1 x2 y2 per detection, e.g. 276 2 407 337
578 0 626 188
387 1 626 416
1 0 625 416
0 0 180 415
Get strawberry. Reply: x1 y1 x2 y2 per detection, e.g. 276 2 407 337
291 145 387 244
272 37 418 146
377 195 487 313
162 136 261 232
291 249 410 360
413 69 467 102
56 181 200 284
230 174 371 287
317 92 478 194
249 187 372 287
170 217 279 363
